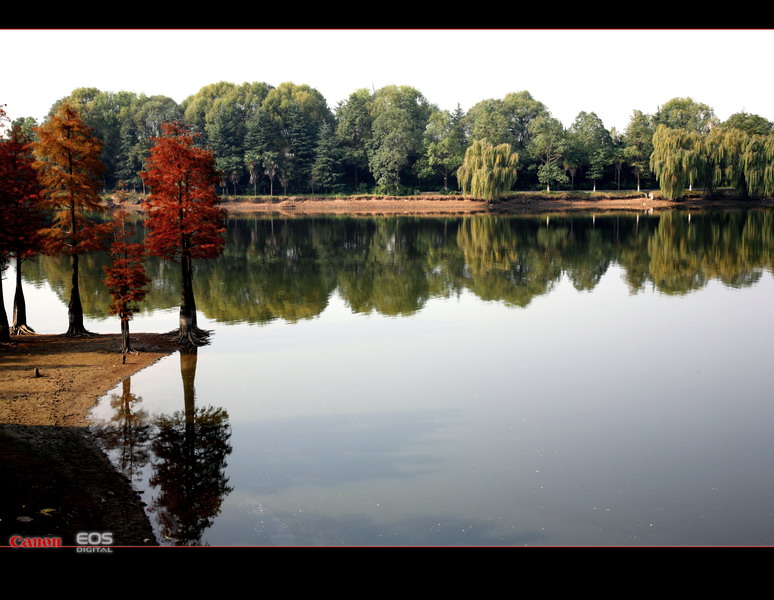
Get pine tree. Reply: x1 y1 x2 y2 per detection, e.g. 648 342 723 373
311 122 344 193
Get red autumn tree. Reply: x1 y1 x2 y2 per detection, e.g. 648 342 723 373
32 103 108 336
0 121 46 335
103 206 150 354
141 122 226 347
0 104 11 342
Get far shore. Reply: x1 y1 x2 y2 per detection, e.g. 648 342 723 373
119 190 774 216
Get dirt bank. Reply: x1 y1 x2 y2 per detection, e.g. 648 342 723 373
0 333 178 547
218 192 774 216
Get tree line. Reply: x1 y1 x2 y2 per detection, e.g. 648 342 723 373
5 84 774 199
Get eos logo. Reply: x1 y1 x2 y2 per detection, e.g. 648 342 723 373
75 532 114 553
76 532 114 545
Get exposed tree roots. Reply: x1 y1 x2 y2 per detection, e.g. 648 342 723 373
171 327 212 349
11 324 36 335
63 328 97 338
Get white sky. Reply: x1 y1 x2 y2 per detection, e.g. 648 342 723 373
2 29 773 133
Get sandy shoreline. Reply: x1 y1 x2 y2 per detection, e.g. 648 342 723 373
0 333 178 546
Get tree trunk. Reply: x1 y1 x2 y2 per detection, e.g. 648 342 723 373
121 317 132 354
12 254 35 335
65 253 92 336
0 270 11 343
175 252 209 347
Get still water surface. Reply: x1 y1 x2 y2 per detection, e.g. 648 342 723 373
11 210 774 545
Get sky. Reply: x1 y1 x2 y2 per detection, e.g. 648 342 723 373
2 29 773 133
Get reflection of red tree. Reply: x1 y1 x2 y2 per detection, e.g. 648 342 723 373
141 122 226 347
149 350 232 545
92 377 152 484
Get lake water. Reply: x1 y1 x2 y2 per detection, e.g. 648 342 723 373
7 209 774 546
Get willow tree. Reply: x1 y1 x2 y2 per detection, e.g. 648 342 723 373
457 140 518 202
697 128 750 196
741 134 774 198
650 125 702 200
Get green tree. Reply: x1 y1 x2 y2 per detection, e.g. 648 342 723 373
501 91 548 153
311 121 345 193
569 111 613 191
720 111 774 136
416 106 466 191
528 114 568 192
244 108 279 194
209 105 245 195
181 81 241 144
655 97 717 134
8 116 38 141
258 82 333 194
367 85 432 194
623 110 655 192
335 88 373 191
463 98 510 146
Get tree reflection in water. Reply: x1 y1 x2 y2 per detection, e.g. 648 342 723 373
28 210 774 324
149 348 233 546
92 377 152 484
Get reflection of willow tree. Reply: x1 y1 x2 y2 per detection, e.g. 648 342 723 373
150 349 233 546
648 210 774 294
91 377 151 484
456 216 564 307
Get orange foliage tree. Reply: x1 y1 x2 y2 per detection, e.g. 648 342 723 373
0 121 45 335
33 103 108 336
141 122 226 347
103 207 149 354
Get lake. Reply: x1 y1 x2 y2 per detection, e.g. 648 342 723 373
9 209 774 546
